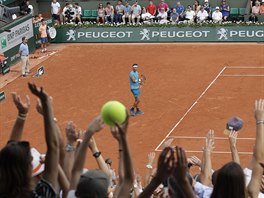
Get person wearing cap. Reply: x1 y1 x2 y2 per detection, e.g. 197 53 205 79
129 64 144 116
252 1 260 14
131 0 142 24
220 0 230 21
122 1 132 24
260 0 264 14
212 6 222 22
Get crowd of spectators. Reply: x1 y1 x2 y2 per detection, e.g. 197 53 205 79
0 82 264 198
249 0 264 22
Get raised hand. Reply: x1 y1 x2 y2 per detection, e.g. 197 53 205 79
86 116 104 134
36 97 53 115
28 82 49 101
147 152 156 166
88 136 97 151
110 126 121 142
203 129 215 152
174 146 189 181
189 155 202 167
229 130 238 147
255 99 264 121
115 111 129 137
66 121 80 144
11 92 30 114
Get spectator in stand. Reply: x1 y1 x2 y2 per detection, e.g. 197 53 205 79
141 7 154 24
157 7 168 24
170 8 179 24
251 0 258 8
97 3 105 24
51 0 61 24
38 19 48 53
203 0 211 17
249 12 259 22
62 3 70 23
115 0 124 24
197 6 208 22
193 0 201 15
260 0 264 14
252 1 260 14
184 5 196 22
175 1 185 21
20 0 31 15
33 13 43 23
220 0 230 21
212 6 222 22
146 0 156 17
122 1 132 24
74 3 82 24
27 0 34 15
131 0 141 24
105 2 114 24
158 0 169 13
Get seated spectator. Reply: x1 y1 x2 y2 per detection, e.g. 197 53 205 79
212 6 222 22
122 1 132 24
105 2 114 23
115 0 124 24
62 3 70 23
158 0 169 13
193 0 201 15
131 0 141 24
27 0 34 15
97 3 105 24
260 0 264 14
20 0 31 15
184 5 195 22
252 1 260 14
203 0 211 17
175 1 185 21
63 4 76 24
146 0 156 17
197 5 208 22
251 0 258 8
156 7 168 24
170 8 179 24
220 0 230 21
249 13 259 22
141 7 154 24
74 3 82 24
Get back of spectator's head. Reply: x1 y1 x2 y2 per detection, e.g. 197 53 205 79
211 162 245 198
0 141 32 197
75 170 109 198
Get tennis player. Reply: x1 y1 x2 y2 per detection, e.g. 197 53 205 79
129 64 144 116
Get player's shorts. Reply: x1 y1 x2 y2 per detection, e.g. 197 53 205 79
41 37 48 44
131 89 140 97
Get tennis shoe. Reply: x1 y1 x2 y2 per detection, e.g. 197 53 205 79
135 111 144 115
130 109 135 116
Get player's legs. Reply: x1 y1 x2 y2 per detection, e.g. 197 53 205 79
130 89 144 116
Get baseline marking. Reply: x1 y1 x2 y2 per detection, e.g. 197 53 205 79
221 74 264 77
168 136 255 140
225 66 264 69
154 67 227 151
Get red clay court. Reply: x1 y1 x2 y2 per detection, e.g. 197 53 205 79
0 43 263 176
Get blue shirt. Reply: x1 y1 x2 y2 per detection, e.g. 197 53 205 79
129 71 139 90
19 43 29 56
124 5 131 14
175 5 184 15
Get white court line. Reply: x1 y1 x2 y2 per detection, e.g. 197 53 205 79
154 67 227 151
155 150 253 155
221 74 264 77
168 136 255 140
226 66 264 69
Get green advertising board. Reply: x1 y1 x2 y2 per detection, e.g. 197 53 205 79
51 26 264 43
0 15 35 73
33 18 53 48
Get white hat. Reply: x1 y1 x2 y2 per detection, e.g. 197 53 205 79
204 0 208 2
216 6 220 9
31 148 45 177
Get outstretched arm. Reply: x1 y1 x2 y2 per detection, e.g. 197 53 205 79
28 82 59 189
9 92 30 141
228 130 240 164
248 99 264 198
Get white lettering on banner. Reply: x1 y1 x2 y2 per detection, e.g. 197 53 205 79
148 30 210 39
75 31 133 39
218 29 264 40
255 31 264 37
0 18 34 52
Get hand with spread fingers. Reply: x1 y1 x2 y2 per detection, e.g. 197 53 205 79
12 92 31 115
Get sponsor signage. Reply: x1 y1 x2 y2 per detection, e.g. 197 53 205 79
52 26 264 43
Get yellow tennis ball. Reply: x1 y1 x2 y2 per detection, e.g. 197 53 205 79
101 101 127 126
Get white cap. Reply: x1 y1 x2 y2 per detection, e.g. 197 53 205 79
31 148 45 177
204 0 208 2
216 6 220 9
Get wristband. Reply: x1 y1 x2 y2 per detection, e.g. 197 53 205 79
65 144 75 152
17 115 26 120
146 164 153 169
18 113 27 117
93 151 101 158
257 120 264 125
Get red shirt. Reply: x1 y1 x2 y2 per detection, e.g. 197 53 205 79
147 4 156 15
158 2 168 12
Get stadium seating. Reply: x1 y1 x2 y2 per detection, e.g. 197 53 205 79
82 9 97 21
230 8 239 20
